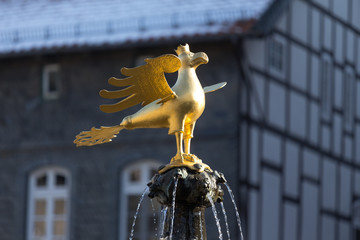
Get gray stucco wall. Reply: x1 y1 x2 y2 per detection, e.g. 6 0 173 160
0 41 241 240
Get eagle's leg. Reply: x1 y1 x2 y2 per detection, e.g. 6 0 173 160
174 131 184 162
184 122 196 154
184 138 191 154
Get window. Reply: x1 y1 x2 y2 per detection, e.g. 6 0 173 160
320 53 333 120
119 161 161 240
268 36 286 78
42 64 61 100
354 200 360 240
344 66 354 130
27 167 70 240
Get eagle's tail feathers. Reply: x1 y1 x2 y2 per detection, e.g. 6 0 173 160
74 125 124 147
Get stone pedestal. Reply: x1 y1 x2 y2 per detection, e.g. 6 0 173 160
148 167 226 240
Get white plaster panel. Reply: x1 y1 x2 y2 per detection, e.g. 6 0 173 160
242 123 250 180
248 190 258 240
335 23 344 63
332 0 348 21
275 11 287 32
355 170 360 195
283 202 298 240
240 84 248 114
321 125 331 151
339 165 351 216
268 81 286 129
285 141 300 197
323 16 332 50
311 9 320 50
250 127 259 184
309 101 319 144
356 125 360 164
263 131 282 166
303 148 319 179
241 123 248 178
289 91 307 138
333 113 342 156
352 0 360 30
322 158 337 210
301 182 319 240
245 39 266 70
290 44 307 91
321 215 335 240
344 136 353 161
339 220 351 240
313 0 330 9
334 67 343 109
250 73 265 120
346 30 355 63
358 39 360 74
310 54 320 98
291 0 308 43
356 80 360 118
261 170 280 240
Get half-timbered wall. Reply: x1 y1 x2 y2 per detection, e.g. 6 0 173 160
243 0 360 239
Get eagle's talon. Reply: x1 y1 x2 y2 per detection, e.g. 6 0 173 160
171 153 184 163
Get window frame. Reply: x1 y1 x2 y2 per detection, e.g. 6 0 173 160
268 35 287 79
320 52 333 121
354 199 360 240
119 160 160 240
27 166 71 240
344 66 355 131
42 64 61 100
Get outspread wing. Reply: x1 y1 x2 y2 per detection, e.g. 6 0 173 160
99 54 181 113
203 82 227 94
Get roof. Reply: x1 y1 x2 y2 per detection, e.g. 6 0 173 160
0 0 274 56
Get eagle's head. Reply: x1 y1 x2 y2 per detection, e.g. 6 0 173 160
175 44 209 69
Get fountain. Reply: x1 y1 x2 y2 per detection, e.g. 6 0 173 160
74 44 244 240
148 167 226 239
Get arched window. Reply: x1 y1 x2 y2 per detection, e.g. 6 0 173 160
27 167 71 240
119 160 161 240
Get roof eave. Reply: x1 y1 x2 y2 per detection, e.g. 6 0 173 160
247 0 290 37
0 32 249 59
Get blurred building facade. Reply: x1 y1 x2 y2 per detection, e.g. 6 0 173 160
242 0 360 240
0 0 359 240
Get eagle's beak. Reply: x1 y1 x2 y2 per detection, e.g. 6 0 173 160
190 52 209 67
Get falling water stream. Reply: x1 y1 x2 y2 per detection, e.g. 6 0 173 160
159 206 168 238
129 187 148 240
198 210 204 240
129 174 243 240
220 202 231 239
224 183 244 240
207 194 223 240
169 177 179 240
150 199 158 238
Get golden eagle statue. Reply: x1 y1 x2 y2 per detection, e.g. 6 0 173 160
74 44 226 173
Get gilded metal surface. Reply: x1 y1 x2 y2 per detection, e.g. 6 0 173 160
74 44 227 172
99 54 181 113
74 126 123 146
203 82 227 93
158 153 212 174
